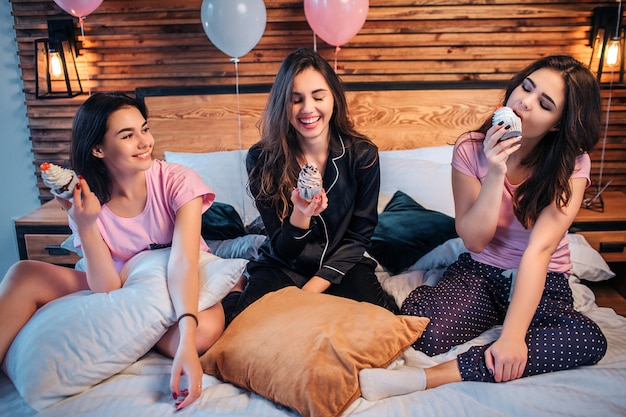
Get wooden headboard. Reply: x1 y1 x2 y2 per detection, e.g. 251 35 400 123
135 82 506 161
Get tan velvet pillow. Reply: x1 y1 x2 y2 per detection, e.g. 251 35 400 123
200 286 429 417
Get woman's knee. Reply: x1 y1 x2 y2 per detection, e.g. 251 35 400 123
196 303 225 354
1 260 48 294
1 260 86 305
581 321 608 365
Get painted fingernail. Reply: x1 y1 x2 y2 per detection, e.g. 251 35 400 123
76 183 81 190
488 369 494 377
173 392 178 399
498 121 504 126
505 125 511 130
78 174 84 180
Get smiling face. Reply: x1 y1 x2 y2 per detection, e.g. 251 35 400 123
289 67 335 144
506 67 565 142
91 105 154 176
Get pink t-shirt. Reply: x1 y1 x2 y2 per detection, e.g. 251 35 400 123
451 135 591 273
71 160 215 272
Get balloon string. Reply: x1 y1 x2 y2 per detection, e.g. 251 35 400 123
231 56 247 224
334 46 341 72
231 57 242 153
313 33 317 52
79 17 92 96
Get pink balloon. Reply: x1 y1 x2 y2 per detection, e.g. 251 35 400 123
54 0 103 18
304 0 369 47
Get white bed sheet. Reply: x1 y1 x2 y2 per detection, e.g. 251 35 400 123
1 270 625 417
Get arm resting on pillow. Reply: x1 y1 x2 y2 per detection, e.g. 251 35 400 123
162 197 204 409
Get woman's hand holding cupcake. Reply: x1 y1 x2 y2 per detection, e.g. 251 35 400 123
291 186 327 217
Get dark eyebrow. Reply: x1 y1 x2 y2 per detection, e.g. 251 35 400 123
292 88 328 96
526 76 556 107
115 121 147 136
115 127 133 135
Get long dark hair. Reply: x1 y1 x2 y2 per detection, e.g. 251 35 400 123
70 92 148 204
249 48 371 222
475 55 601 228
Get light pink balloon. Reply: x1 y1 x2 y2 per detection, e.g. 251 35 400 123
54 0 103 18
304 0 369 47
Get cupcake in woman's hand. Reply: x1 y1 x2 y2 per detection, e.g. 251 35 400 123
40 162 79 200
297 163 323 201
492 105 522 141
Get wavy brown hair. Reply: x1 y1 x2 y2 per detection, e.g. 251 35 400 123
473 55 601 228
248 48 372 222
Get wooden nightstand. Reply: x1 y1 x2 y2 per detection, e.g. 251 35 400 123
570 191 626 316
14 199 80 267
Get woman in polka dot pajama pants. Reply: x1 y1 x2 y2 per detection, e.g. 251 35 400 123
403 252 607 382
358 55 608 401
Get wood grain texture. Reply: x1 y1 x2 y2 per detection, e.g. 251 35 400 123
7 0 624 202
347 89 503 149
145 88 503 159
147 93 267 159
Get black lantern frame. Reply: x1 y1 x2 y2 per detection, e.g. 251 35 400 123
35 19 83 99
589 5 625 84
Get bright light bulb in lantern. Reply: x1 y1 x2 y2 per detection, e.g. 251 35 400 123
50 51 63 78
606 38 620 66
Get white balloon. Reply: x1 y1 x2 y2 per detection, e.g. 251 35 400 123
201 0 267 58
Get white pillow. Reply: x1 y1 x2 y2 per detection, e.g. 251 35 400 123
3 248 246 410
406 234 614 282
569 233 615 282
381 234 614 308
164 150 259 225
379 156 454 217
166 146 456 220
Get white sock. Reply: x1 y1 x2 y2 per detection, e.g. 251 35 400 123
359 366 427 401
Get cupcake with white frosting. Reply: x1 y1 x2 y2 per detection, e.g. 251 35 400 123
40 162 79 200
297 163 323 201
492 105 522 141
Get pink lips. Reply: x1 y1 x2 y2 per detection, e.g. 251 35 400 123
134 148 152 159
298 116 321 129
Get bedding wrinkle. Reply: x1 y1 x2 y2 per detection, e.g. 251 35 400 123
2 158 626 417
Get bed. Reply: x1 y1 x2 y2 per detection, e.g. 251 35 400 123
1 83 625 417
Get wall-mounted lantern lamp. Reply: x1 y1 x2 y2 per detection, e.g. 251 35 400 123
35 19 83 99
582 3 623 211
589 4 624 84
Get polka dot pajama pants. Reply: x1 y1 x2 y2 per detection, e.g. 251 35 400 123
400 252 608 382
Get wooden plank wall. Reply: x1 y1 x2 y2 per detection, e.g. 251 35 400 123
142 87 505 159
8 0 625 202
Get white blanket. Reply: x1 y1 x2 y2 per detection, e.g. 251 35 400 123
1 239 625 417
